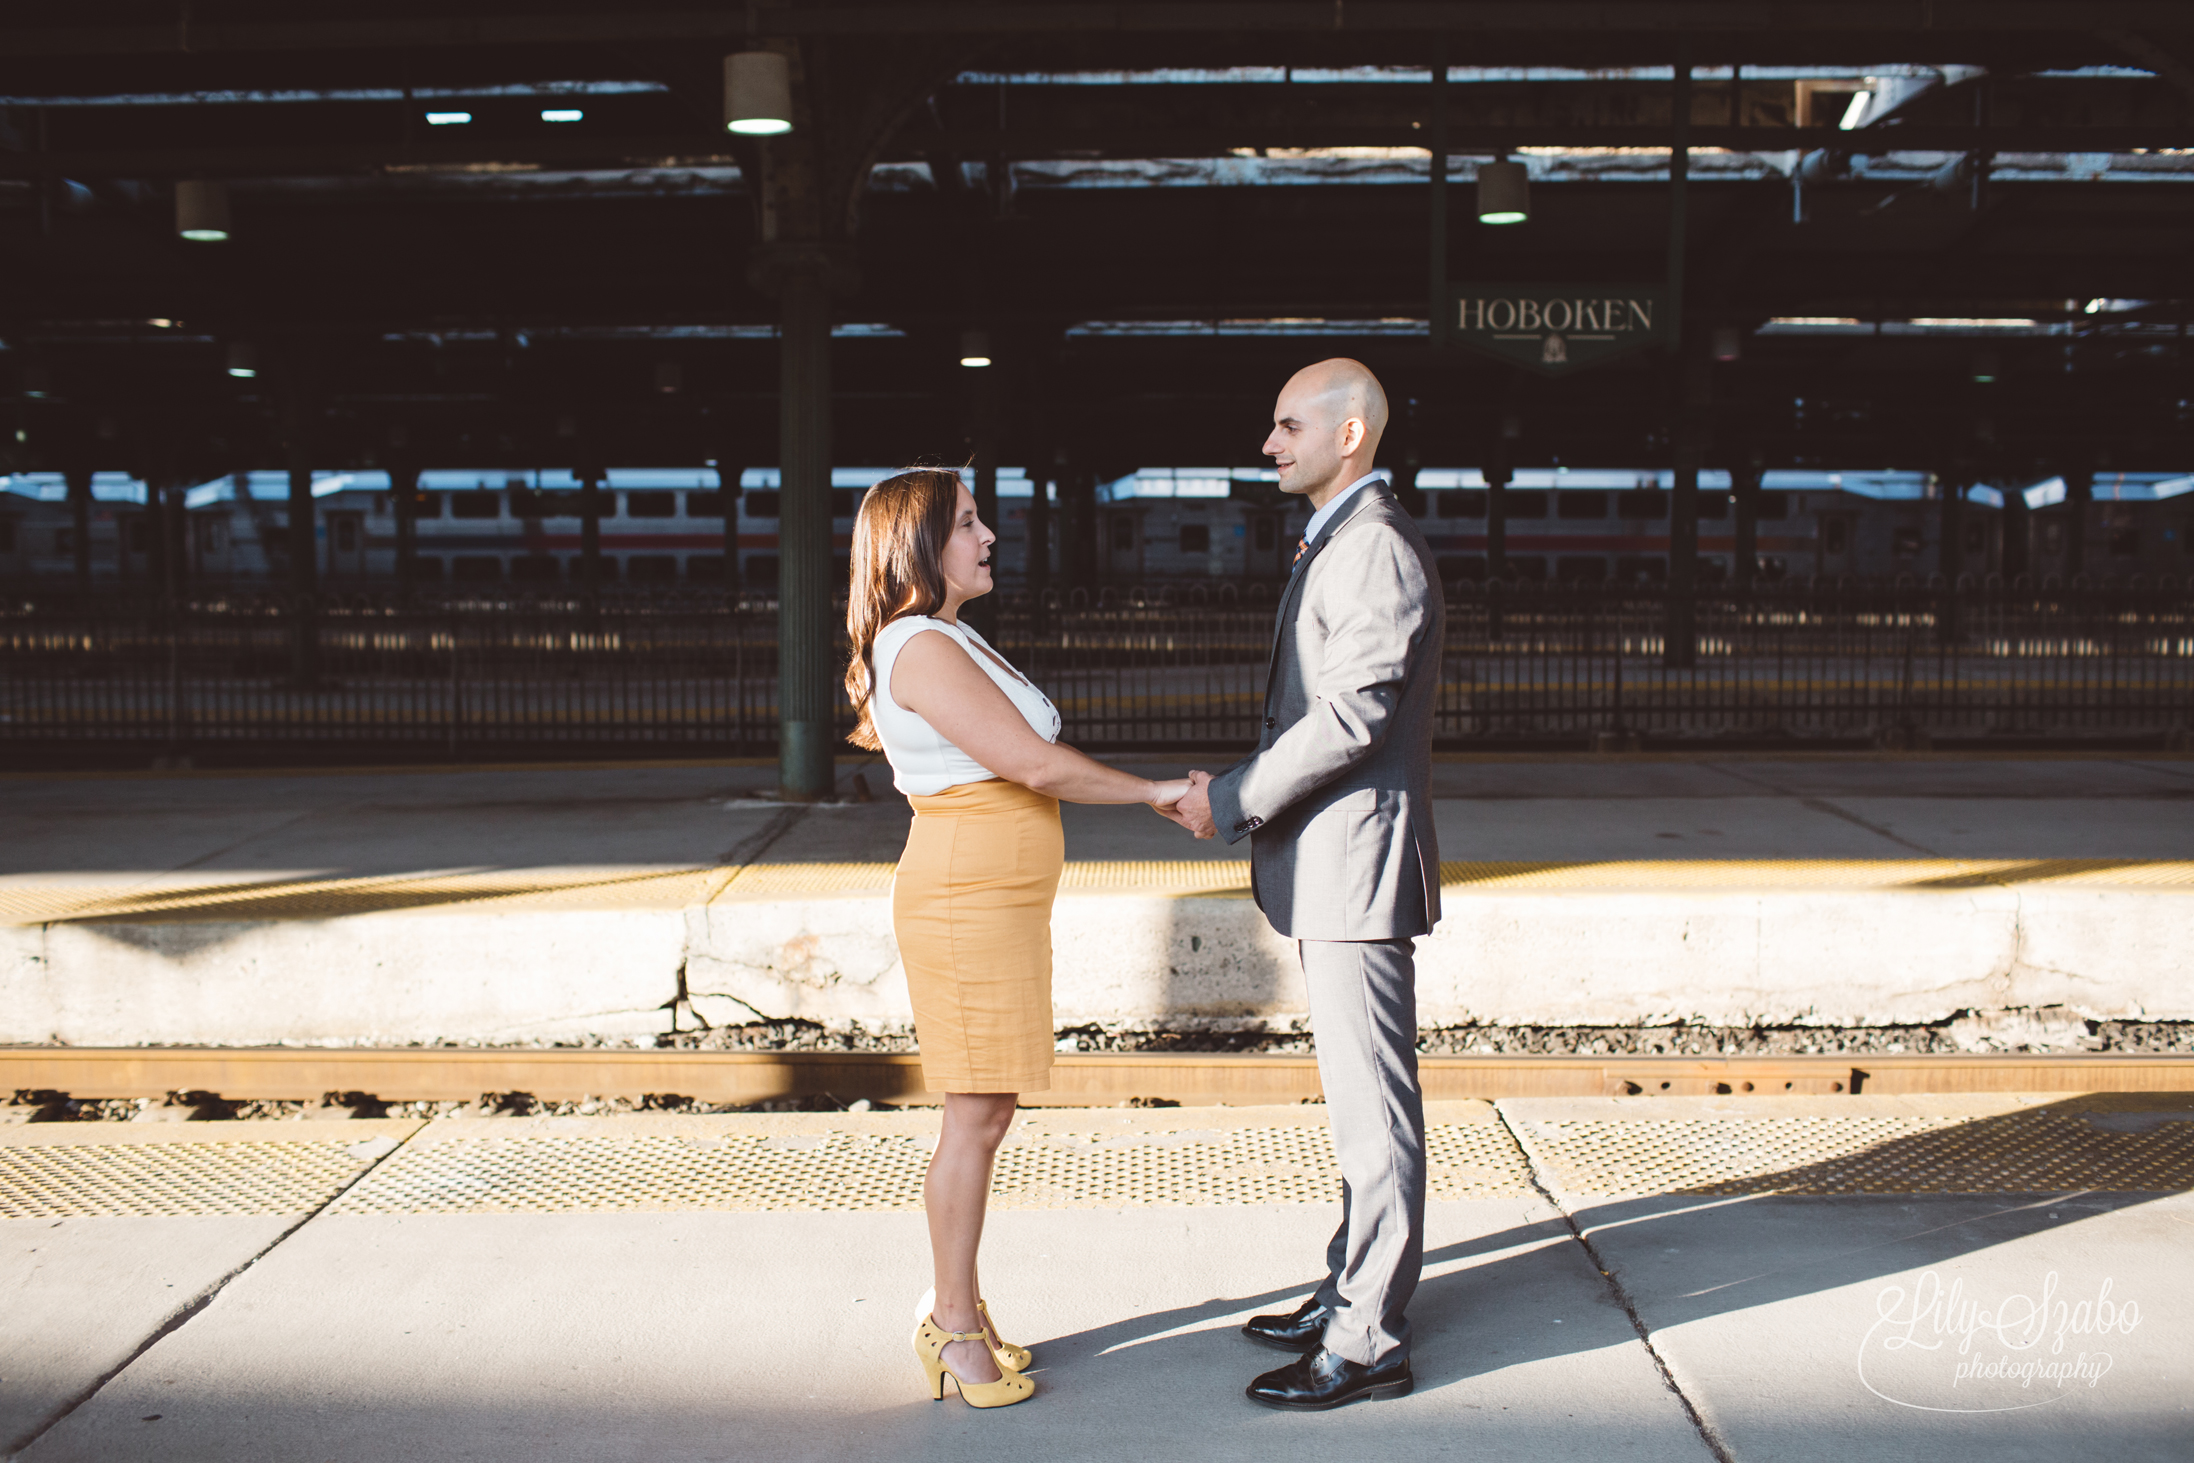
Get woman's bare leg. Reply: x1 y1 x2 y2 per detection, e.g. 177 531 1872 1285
926 1091 1018 1385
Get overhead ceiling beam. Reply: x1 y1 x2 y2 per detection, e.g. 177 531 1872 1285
7 125 2189 178
2 5 2189 58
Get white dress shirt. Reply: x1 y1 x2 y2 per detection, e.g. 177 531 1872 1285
1301 470 1389 550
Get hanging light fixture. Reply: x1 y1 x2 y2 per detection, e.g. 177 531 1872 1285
959 330 992 368
724 52 793 135
226 343 257 379
1476 158 1530 225
1970 351 2000 384
1711 326 1743 362
175 179 232 241
654 361 683 394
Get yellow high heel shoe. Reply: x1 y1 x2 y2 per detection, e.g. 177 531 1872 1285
978 1299 1035 1373
914 1288 1034 1373
914 1314 1036 1408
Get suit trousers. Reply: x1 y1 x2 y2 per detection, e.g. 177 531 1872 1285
1301 936 1426 1366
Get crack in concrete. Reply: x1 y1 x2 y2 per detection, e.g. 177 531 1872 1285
1490 1101 1737 1463
1 1123 423 1459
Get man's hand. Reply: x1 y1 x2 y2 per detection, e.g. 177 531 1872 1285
1174 770 1218 840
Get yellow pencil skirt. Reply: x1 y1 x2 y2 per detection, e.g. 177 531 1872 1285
893 778 1065 1094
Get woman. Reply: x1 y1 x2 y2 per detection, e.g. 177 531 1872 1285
845 468 1189 1410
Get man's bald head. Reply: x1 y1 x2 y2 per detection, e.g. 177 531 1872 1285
1264 357 1390 506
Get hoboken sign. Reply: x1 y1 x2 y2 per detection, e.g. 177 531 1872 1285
1447 284 1669 375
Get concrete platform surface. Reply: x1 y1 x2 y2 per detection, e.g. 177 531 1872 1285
3 1096 2188 1462
4 755 2193 1044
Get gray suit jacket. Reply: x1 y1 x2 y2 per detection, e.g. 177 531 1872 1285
1207 480 1444 941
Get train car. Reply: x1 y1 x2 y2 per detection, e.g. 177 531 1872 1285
7 467 2187 590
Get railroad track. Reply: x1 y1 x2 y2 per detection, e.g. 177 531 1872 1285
5 1047 2191 1108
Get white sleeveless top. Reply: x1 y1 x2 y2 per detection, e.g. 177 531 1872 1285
868 615 1062 795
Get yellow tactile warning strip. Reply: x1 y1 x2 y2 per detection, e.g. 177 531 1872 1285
712 857 2194 900
8 858 2194 925
328 1120 1532 1214
3 1102 2188 1217
0 866 725 927
0 1127 416 1219
1508 1107 2194 1197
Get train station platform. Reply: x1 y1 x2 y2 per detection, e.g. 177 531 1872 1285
2 1092 2188 1462
4 753 2193 1050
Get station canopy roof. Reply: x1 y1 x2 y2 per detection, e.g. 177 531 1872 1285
2 2 2191 486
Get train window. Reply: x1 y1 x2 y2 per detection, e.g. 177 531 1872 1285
627 554 678 581
1615 555 1666 584
451 555 502 582
415 556 445 582
511 555 559 583
449 494 501 520
1437 555 1487 581
1502 491 1550 519
1965 523 1987 554
409 492 443 518
1699 493 1729 520
745 491 781 518
331 519 356 553
1180 523 1211 554
1253 517 1276 551
686 490 726 517
1697 557 1728 585
1110 517 1134 551
1823 519 1850 555
1557 492 1608 520
2109 528 2140 558
1755 494 1789 520
1556 555 1608 583
1436 490 1487 519
1614 491 1667 519
747 554 780 585
686 554 726 581
832 489 856 518
1893 527 1922 558
1503 555 1548 581
1757 555 1789 581
564 555 619 580
628 492 677 519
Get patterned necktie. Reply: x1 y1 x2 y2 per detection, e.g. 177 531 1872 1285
1291 537 1310 569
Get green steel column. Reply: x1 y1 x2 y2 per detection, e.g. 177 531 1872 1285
777 258 836 800
65 465 93 595
965 360 1001 638
283 364 320 687
1662 48 1697 669
1731 459 1761 590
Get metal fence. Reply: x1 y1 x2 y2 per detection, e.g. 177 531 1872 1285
3 584 2190 757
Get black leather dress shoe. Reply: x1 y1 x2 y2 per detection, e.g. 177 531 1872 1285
1246 1345 1414 1411
1241 1298 1332 1353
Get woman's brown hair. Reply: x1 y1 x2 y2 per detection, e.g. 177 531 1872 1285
843 468 963 751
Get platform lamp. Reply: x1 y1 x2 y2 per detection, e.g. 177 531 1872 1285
959 330 993 368
1476 157 1530 225
225 343 257 379
724 51 793 135
175 179 232 241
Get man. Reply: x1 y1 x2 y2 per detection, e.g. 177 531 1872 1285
1171 358 1443 1411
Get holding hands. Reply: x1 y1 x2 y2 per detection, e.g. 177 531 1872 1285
1150 769 1218 840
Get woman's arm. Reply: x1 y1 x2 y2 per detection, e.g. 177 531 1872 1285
891 629 1188 807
